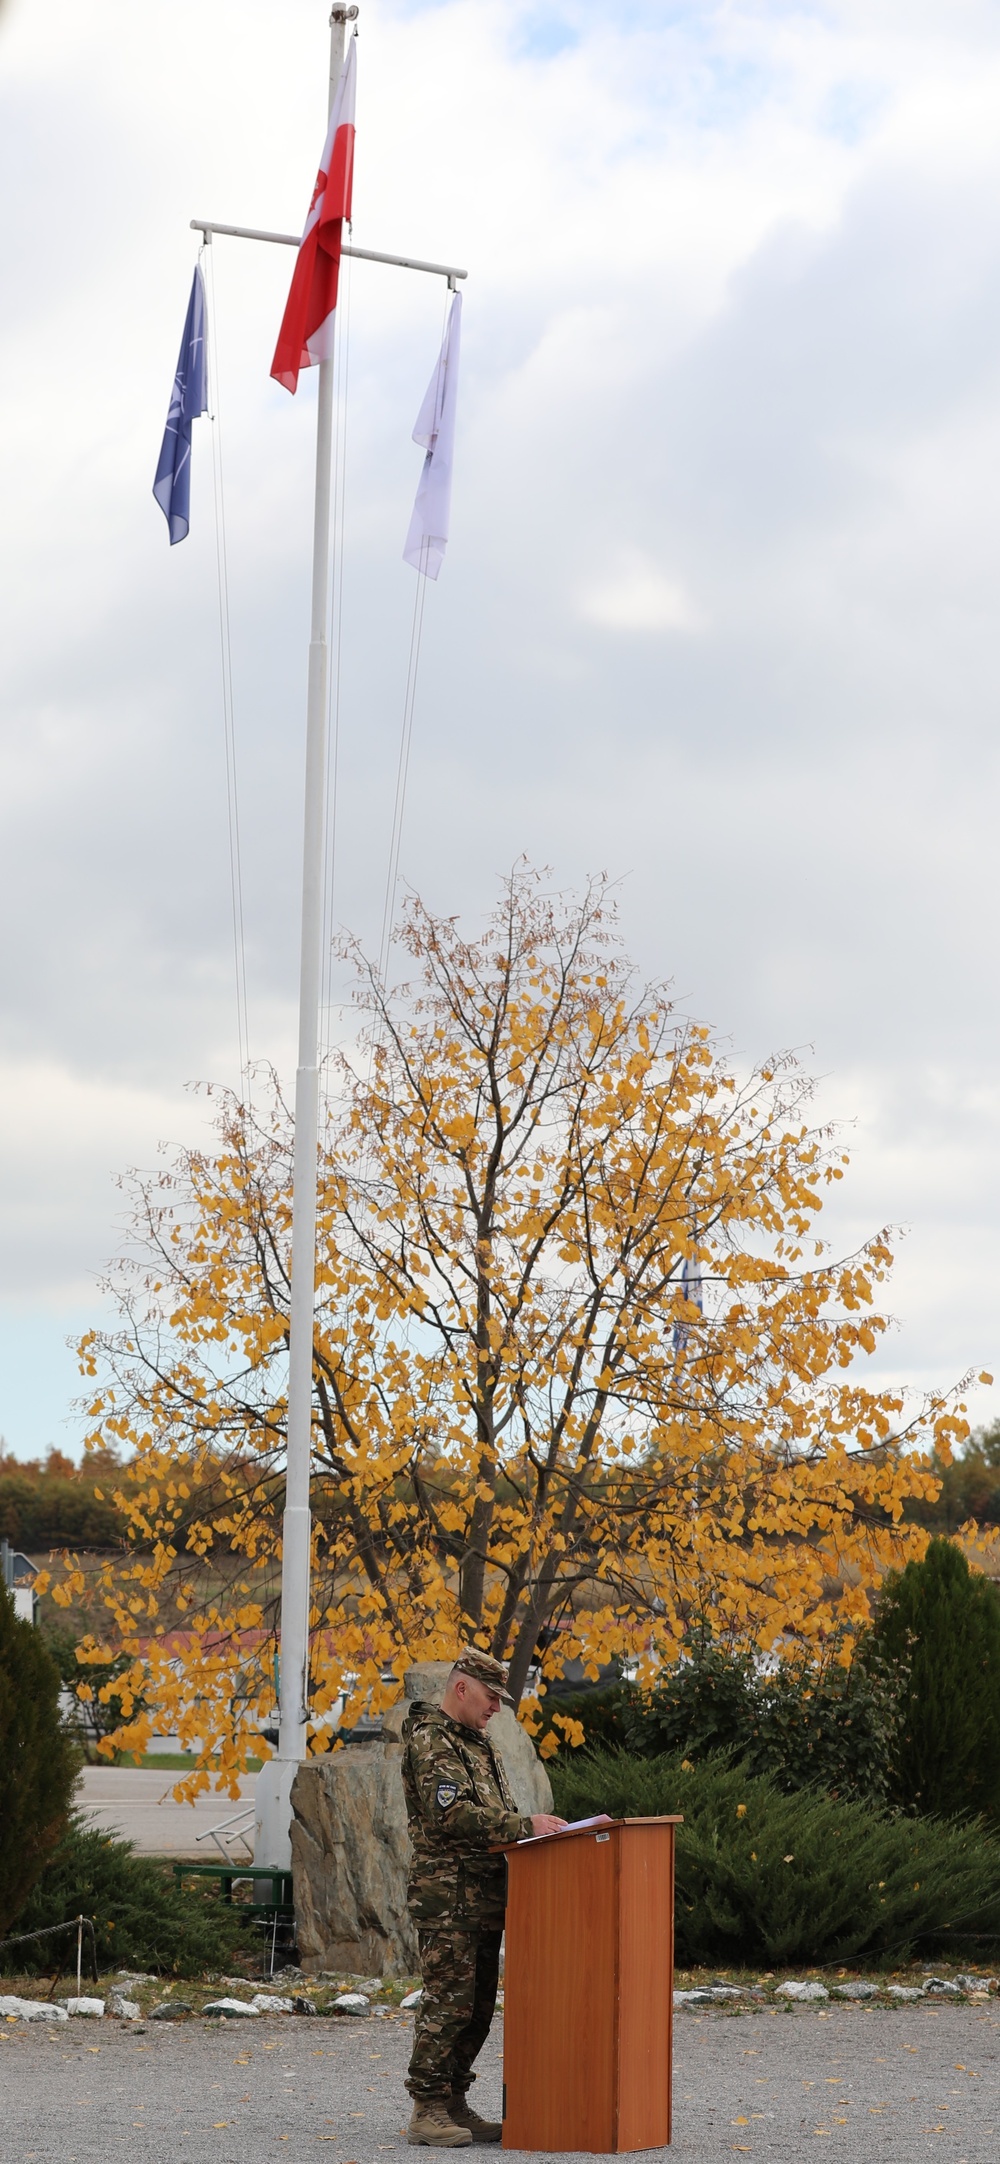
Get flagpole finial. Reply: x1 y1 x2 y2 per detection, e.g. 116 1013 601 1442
330 4 358 22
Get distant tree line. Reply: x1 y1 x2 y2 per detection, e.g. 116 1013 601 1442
0 1445 125 1548
5 1419 1000 1557
905 1422 1000 1533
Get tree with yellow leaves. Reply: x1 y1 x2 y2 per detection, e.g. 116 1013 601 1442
53 867 971 1783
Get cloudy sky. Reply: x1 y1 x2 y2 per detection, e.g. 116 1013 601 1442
2 0 1000 1459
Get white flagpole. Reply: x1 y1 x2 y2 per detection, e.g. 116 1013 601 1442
255 0 356 1873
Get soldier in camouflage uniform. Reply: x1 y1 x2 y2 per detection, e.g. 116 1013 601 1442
401 1649 566 2147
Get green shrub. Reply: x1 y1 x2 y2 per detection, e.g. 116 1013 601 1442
537 1681 634 1755
615 1631 901 1804
0 1586 80 1935
2 1818 251 1978
624 1640 755 1764
39 1619 149 1759
550 1746 1000 1965
869 1538 1000 1819
741 1641 902 1804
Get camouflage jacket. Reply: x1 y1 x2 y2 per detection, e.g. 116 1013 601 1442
401 1701 534 1927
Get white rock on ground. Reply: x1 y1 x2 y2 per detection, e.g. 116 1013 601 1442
250 1994 293 2014
777 1980 829 2002
832 1981 880 1999
0 1997 68 2023
332 1993 371 2015
107 1994 142 2020
888 1985 923 2000
400 1990 423 2009
202 1999 260 2018
674 1987 747 2006
64 1998 105 2018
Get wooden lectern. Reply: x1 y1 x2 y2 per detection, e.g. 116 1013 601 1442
497 1816 680 2154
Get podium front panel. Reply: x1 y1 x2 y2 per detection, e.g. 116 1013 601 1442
615 1822 675 2152
501 1818 676 2153
502 1825 618 2151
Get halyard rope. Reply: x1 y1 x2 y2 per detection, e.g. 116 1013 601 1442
204 237 252 1088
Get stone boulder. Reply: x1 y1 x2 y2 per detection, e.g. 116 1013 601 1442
292 1734 418 1977
291 1662 553 1977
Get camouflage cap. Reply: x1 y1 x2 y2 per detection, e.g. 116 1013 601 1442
451 1647 514 1704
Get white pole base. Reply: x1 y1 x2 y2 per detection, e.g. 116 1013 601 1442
253 1757 299 1871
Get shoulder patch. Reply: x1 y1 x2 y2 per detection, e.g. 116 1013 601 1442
436 1780 459 1810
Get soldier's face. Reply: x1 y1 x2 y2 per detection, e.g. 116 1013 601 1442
455 1676 502 1730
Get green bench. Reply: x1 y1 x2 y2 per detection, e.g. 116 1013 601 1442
172 1860 293 1910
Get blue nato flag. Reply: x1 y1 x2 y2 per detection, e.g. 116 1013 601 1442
153 265 208 544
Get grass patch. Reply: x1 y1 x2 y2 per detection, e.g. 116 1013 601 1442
138 1753 262 1772
91 1752 263 1772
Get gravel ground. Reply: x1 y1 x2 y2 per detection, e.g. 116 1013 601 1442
4 2003 1000 2161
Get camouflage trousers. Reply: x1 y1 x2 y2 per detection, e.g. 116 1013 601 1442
405 1925 503 2102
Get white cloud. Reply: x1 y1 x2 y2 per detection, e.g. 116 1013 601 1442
579 552 705 632
0 1061 218 1302
2 0 1000 1449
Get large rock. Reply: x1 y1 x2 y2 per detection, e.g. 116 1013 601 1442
291 1662 552 1977
292 1733 418 1977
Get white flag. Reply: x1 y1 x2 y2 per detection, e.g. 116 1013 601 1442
403 291 462 579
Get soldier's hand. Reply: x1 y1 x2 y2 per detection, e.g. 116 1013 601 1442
528 1813 569 1837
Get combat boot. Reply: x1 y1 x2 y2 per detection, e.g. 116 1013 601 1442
407 2099 473 2146
449 2093 503 2143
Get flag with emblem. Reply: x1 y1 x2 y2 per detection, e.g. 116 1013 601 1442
152 265 208 544
271 38 357 394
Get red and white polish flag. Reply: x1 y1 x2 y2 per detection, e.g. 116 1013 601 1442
271 38 357 394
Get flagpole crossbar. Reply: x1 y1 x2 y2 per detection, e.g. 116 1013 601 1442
190 220 467 285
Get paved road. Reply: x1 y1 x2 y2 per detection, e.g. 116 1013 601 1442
76 1766 256 1860
4 2003 1000 2162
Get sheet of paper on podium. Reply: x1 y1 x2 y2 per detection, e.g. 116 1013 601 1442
518 1813 613 1841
